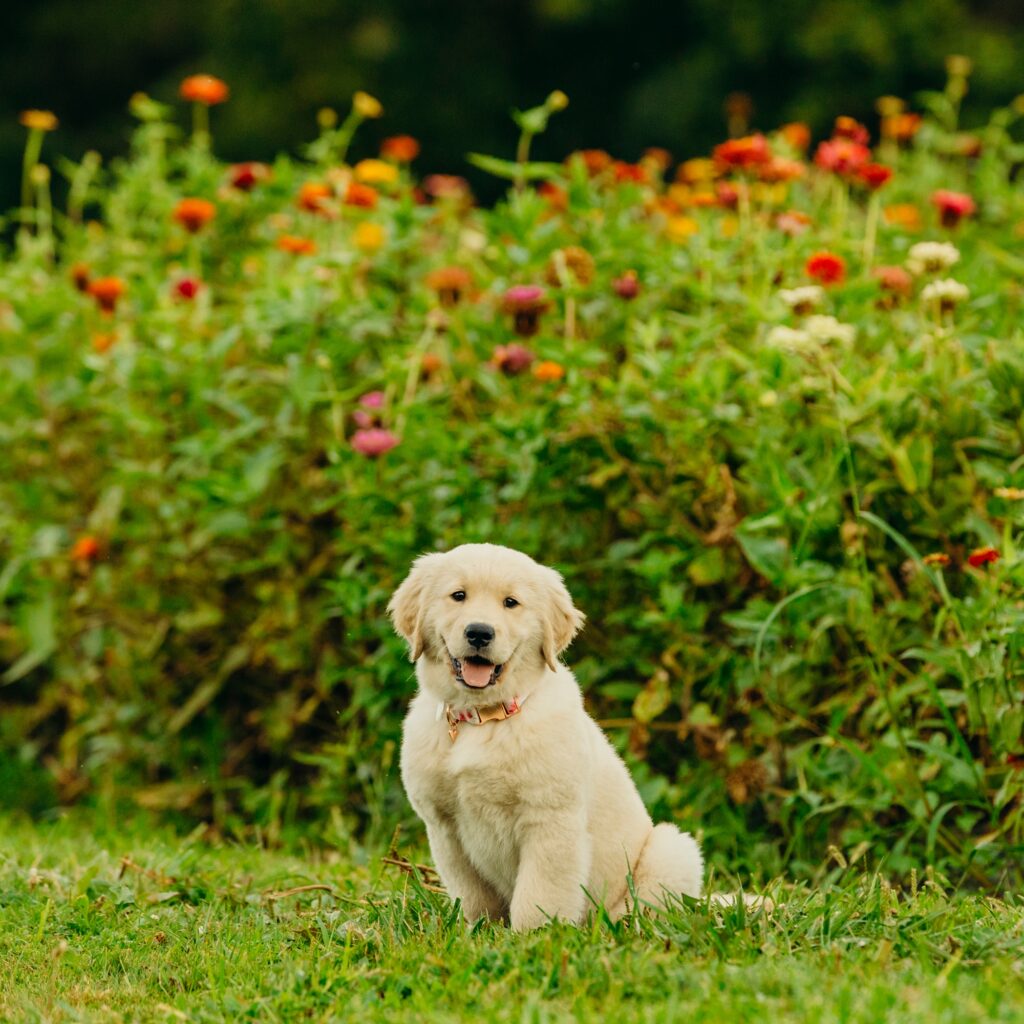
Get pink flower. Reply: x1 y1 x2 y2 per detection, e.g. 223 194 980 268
359 391 385 409
492 343 535 375
351 428 399 458
931 190 976 228
814 138 870 177
173 276 202 300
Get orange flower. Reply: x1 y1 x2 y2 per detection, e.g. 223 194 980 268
70 535 101 562
873 265 913 304
571 149 613 176
814 138 870 176
833 116 869 145
87 276 126 313
966 546 999 568
20 109 59 132
297 182 332 213
380 135 420 162
713 133 771 169
759 157 805 183
91 332 116 353
179 74 229 106
884 203 922 231
537 181 568 210
344 182 378 208
676 158 718 185
421 352 443 377
881 113 922 142
922 552 951 568
612 161 649 184
779 122 811 152
805 251 846 286
425 266 473 307
276 234 317 255
532 360 565 382
172 198 216 233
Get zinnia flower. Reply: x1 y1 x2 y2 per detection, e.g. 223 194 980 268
765 325 814 354
805 251 846 286
276 235 317 255
344 182 378 208
613 271 640 300
966 546 999 568
857 163 893 190
493 344 535 375
778 285 824 315
776 210 812 236
923 553 951 567
351 428 399 457
906 241 960 275
921 278 969 313
422 175 471 202
532 360 566 382
20 110 59 132
873 265 913 306
883 204 922 231
179 75 229 106
70 262 91 293
545 246 595 288
713 134 772 169
779 122 811 152
354 159 399 186
814 138 870 177
833 116 869 145
230 162 270 191
87 276 126 313
70 535 101 562
804 315 855 345
380 135 420 162
354 222 386 252
297 182 332 213
425 267 473 307
571 149 613 176
173 198 216 233
882 112 922 142
502 285 550 337
173 276 202 301
994 487 1024 500
931 190 976 228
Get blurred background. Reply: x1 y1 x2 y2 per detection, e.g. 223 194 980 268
3 0 1023 207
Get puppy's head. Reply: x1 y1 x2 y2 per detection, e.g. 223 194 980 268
388 543 584 695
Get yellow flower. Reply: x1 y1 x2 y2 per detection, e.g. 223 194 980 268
353 159 399 185
994 487 1024 500
354 222 386 252
353 91 383 119
20 110 58 132
546 90 569 112
666 216 699 242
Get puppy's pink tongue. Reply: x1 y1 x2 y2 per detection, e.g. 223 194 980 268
461 661 493 687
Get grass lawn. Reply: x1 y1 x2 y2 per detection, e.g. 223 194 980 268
1 816 1021 1023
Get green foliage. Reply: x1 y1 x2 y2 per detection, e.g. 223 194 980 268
1 72 1023 887
1 816 1023 1022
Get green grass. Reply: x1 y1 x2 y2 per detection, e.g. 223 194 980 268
2 815 1022 1023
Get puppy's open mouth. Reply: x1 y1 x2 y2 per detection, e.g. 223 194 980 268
450 654 504 689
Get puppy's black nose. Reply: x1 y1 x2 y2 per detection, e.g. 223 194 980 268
464 623 495 649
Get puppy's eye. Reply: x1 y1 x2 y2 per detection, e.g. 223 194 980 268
503 597 519 609
451 591 466 602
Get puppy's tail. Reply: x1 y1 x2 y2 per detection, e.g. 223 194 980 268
631 822 703 907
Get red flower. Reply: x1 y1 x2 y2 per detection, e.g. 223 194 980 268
873 265 913 301
931 190 976 228
779 122 811 152
805 251 846 286
230 162 270 191
613 271 640 300
380 135 420 162
297 182 332 213
571 149 613 176
179 74 229 106
833 116 870 145
276 235 317 255
173 276 202 301
814 139 870 177
612 161 649 184
351 428 399 458
537 181 568 210
173 198 216 233
966 546 999 568
713 134 772 170
857 163 893 190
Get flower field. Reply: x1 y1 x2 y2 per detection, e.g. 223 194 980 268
1 65 1022 885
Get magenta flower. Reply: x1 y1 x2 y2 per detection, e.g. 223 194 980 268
359 391 385 408
492 343 535 375
351 428 399 458
502 285 550 337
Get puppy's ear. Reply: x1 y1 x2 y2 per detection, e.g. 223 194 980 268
388 553 442 662
539 568 585 672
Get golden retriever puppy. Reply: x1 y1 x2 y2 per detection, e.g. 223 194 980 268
388 543 702 930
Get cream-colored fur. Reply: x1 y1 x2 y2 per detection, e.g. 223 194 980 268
388 543 703 930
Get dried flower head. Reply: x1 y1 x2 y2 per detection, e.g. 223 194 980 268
492 343 535 376
545 246 595 288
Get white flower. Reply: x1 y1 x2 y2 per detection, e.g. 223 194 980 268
778 285 825 314
906 241 960 275
804 315 855 345
765 325 815 353
920 278 969 310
